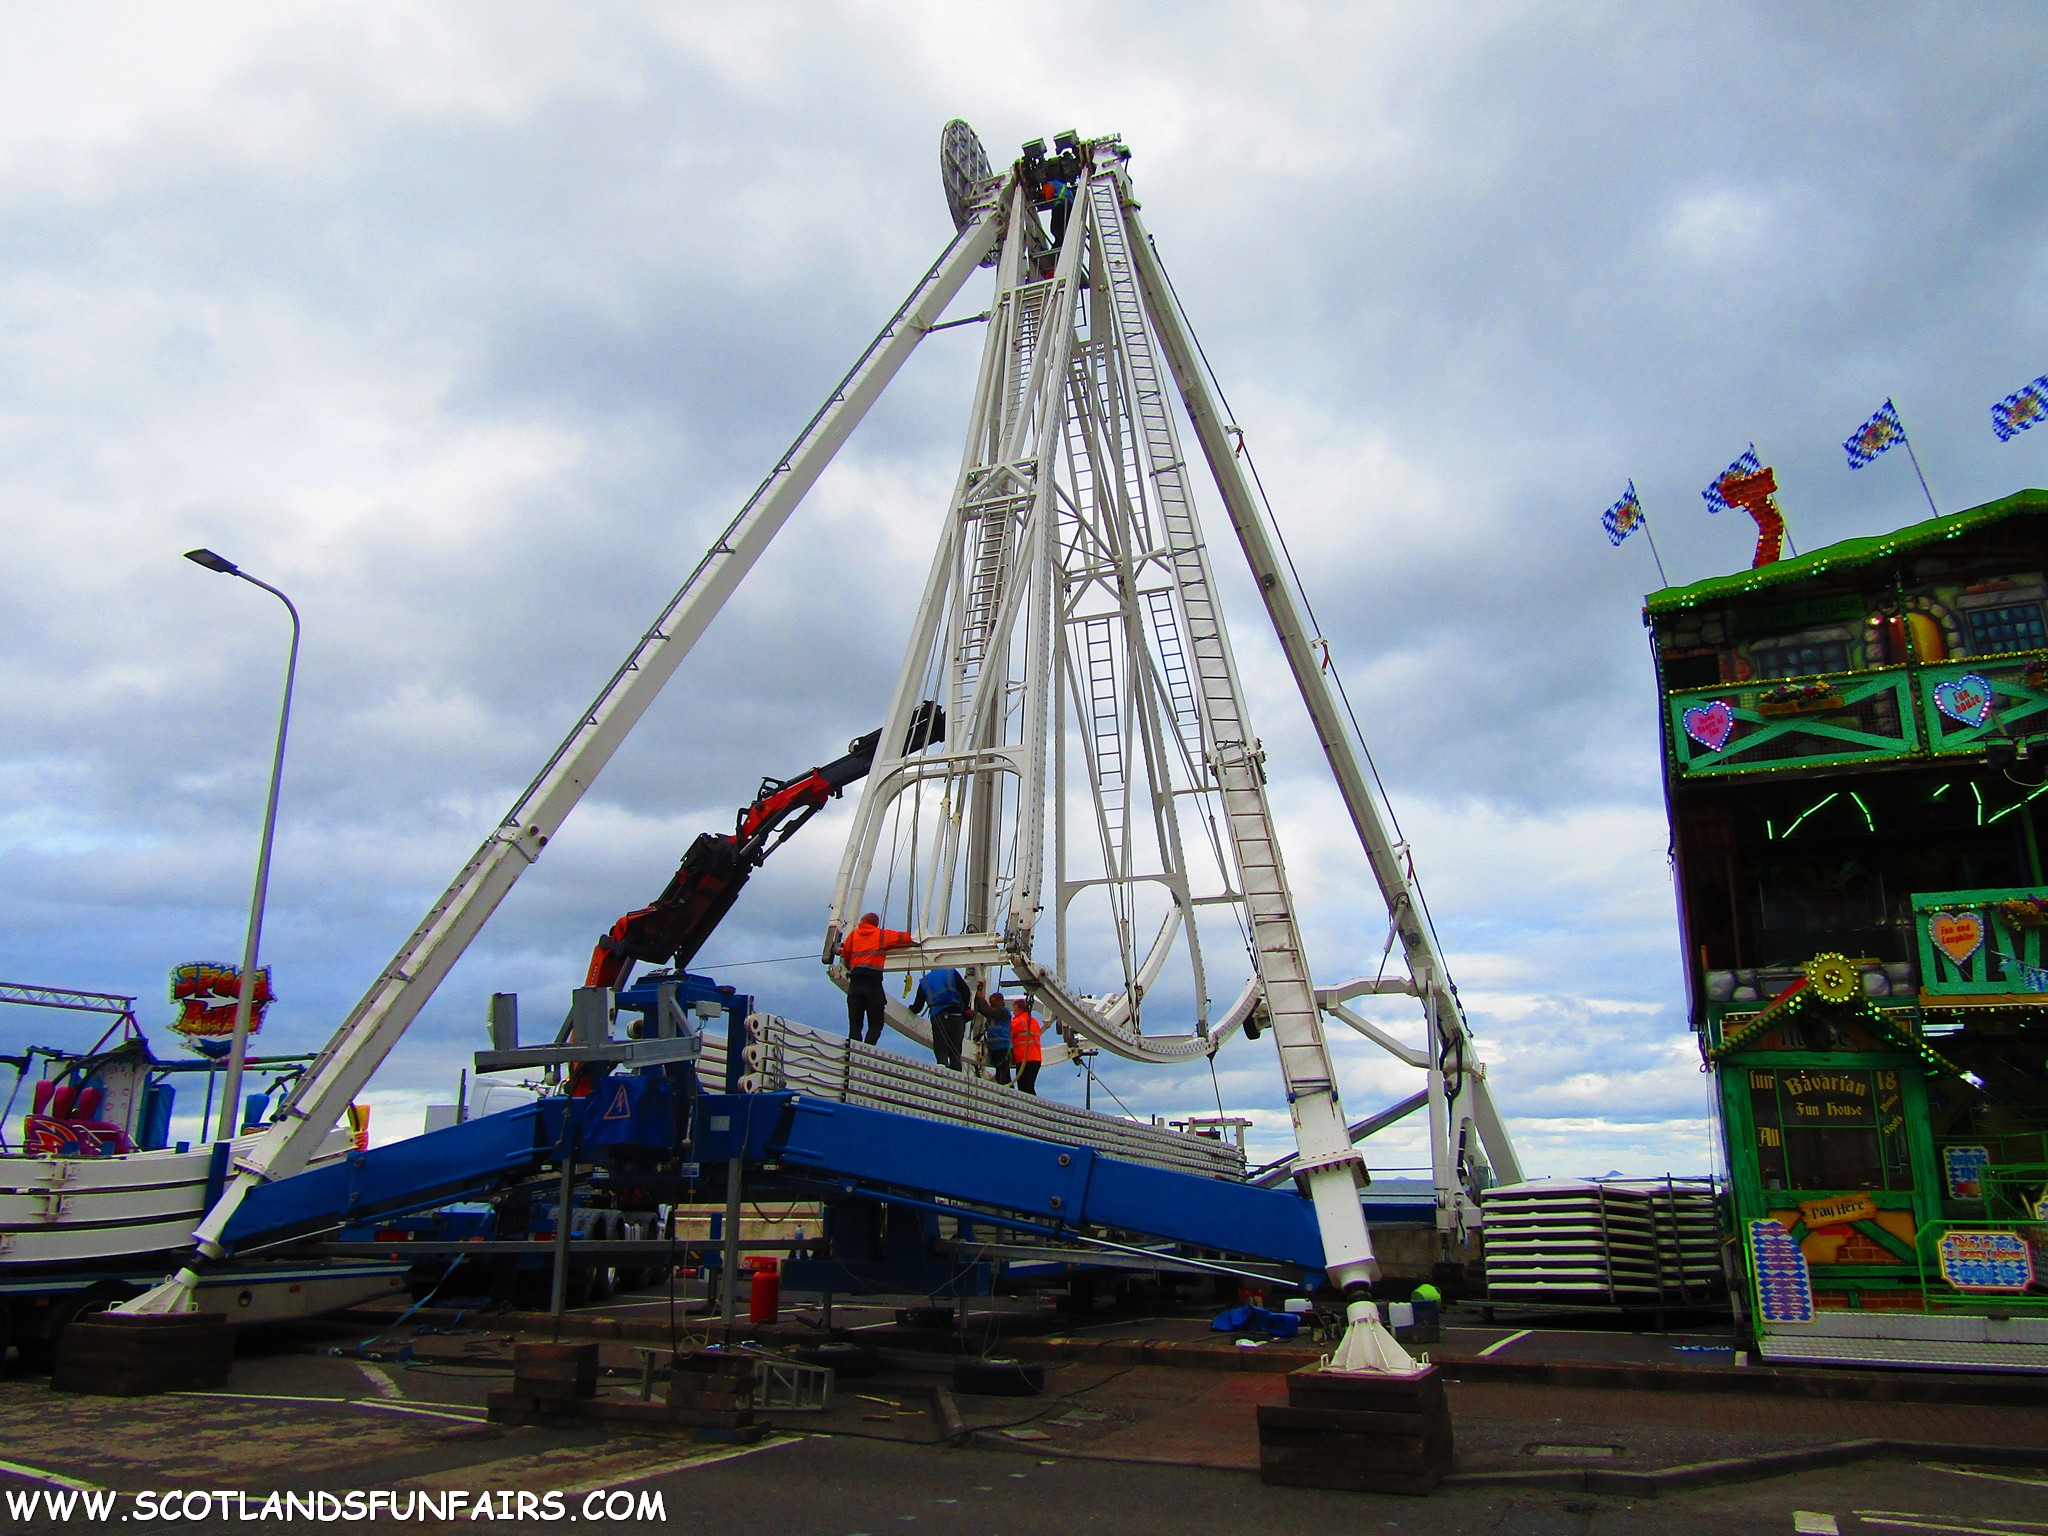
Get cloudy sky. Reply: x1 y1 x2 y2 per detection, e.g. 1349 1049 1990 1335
2 3 2044 1179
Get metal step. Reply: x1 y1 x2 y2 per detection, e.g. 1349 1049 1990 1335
1757 1333 2048 1372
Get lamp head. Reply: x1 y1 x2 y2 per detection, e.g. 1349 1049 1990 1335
184 548 239 575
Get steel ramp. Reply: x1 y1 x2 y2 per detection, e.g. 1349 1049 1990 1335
697 1090 1324 1273
218 1098 566 1254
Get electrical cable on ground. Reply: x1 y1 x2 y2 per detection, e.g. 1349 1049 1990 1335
343 1256 466 1357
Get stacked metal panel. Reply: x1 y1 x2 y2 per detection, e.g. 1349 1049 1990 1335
727 1014 1248 1182
1615 1177 1725 1303
1482 1178 1723 1305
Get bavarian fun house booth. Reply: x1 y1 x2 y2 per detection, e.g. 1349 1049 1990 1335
1649 487 2048 1369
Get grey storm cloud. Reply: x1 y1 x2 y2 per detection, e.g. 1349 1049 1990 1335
2 2 2045 1171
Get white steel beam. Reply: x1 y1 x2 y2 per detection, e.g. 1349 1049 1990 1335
1326 1001 1431 1070
1118 182 1520 1218
121 189 1010 1314
1464 1061 1524 1186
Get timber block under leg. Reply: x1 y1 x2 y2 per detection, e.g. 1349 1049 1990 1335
512 1341 599 1400
52 1313 235 1398
1258 1366 1453 1495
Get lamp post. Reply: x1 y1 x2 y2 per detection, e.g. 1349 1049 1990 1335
184 548 300 1142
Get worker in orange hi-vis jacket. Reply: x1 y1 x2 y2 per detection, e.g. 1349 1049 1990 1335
839 911 914 1044
1009 995 1045 1095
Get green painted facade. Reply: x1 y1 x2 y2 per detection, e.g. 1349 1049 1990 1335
1652 489 2048 1324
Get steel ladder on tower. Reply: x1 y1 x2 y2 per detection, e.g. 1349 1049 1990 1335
1084 171 1340 1108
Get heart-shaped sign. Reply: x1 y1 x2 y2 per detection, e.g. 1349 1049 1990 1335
1682 699 1736 752
1931 910 1986 968
1935 674 1994 728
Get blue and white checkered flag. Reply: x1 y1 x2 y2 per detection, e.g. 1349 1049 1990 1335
1993 375 2048 443
1602 482 1645 546
1845 399 1906 468
1702 446 1763 514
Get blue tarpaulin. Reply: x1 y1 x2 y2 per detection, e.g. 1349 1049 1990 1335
1209 1303 1301 1339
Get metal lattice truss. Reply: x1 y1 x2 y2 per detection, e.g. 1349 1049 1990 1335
827 160 1262 1065
826 130 1519 1245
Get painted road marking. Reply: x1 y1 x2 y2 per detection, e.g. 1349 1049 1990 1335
1859 1517 2047 1535
548 1435 798 1493
357 1363 402 1399
0 1459 104 1492
1792 1515 1838 1535
403 1432 800 1496
175 1390 485 1422
1916 1464 2048 1491
1475 1329 1533 1358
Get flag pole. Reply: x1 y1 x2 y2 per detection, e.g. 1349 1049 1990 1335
1903 440 1939 519
1898 409 1941 519
1641 519 1671 588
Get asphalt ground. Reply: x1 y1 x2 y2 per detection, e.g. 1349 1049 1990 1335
3 1302 2047 1533
4 1400 2046 1535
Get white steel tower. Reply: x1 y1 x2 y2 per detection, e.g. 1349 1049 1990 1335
826 127 1519 1349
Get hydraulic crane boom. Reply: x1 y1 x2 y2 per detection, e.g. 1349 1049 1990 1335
586 703 944 991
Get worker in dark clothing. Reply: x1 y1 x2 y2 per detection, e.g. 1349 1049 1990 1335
911 965 970 1070
839 910 914 1044
1046 174 1075 244
1010 995 1045 1095
974 984 1012 1085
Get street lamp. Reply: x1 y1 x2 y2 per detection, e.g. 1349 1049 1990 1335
184 548 300 1141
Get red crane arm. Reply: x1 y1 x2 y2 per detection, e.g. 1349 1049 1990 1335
583 704 943 990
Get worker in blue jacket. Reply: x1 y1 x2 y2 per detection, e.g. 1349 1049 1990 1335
911 965 970 1071
973 983 1013 1085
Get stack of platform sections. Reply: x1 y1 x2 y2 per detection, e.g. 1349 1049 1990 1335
729 1015 1248 1180
1482 1178 1723 1306
1615 1177 1725 1303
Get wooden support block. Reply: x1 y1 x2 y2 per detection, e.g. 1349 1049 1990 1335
1260 1366 1454 1496
488 1389 585 1419
512 1342 598 1399
487 1390 548 1425
487 1391 766 1443
1257 1408 1451 1466
53 1313 235 1397
1286 1365 1445 1416
1258 1403 1450 1438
